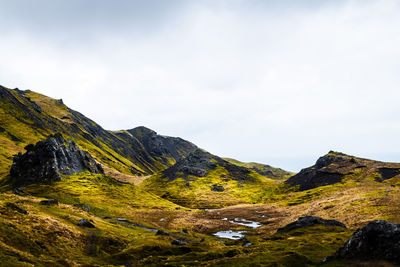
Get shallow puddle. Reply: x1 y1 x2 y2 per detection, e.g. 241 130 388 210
228 218 262 229
213 230 246 240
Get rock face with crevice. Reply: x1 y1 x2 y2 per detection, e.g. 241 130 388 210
328 220 400 264
10 133 103 185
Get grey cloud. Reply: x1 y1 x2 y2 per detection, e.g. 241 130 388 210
1 0 400 172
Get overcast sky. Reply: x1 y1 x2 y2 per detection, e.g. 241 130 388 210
1 0 400 171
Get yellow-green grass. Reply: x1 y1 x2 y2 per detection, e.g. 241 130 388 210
0 88 146 178
142 166 278 208
0 190 210 266
224 157 295 180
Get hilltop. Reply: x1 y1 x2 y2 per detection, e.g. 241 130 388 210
286 151 400 190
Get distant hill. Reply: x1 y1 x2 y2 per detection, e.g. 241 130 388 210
223 158 294 179
286 151 400 190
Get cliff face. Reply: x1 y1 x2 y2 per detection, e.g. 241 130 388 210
10 134 103 185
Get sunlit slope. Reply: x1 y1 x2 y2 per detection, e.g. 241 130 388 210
0 85 197 179
257 152 400 229
142 150 278 208
0 172 206 266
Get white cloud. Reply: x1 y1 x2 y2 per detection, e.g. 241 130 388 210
0 0 400 171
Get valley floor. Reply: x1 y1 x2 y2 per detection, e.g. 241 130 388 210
0 169 399 266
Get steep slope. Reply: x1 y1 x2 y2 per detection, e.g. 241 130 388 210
285 151 400 191
112 127 197 172
142 150 277 208
224 157 294 179
0 85 197 178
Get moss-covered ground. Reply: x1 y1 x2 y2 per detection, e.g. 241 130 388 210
0 164 398 266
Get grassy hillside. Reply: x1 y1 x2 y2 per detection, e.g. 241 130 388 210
142 150 278 208
224 158 294 180
0 86 197 179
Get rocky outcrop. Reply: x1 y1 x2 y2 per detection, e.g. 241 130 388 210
10 134 103 185
285 152 361 191
161 149 253 182
286 151 400 191
328 220 400 264
113 126 198 174
277 216 346 233
377 167 400 180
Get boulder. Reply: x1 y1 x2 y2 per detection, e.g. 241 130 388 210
77 219 96 228
277 216 346 233
328 220 400 264
171 238 189 245
40 199 58 205
73 203 90 212
6 203 29 215
211 184 225 192
155 230 170 236
10 133 104 185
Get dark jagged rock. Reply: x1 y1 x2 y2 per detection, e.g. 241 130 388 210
211 184 225 192
6 203 29 215
378 167 400 180
314 152 348 169
327 220 400 264
40 199 58 205
171 238 189 245
13 187 25 195
77 219 96 228
162 149 253 182
285 152 360 191
286 151 400 191
113 126 198 174
277 216 346 233
155 230 170 236
10 133 104 186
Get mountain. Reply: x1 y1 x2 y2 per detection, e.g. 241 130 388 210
2 84 399 266
286 151 400 191
0 85 197 179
